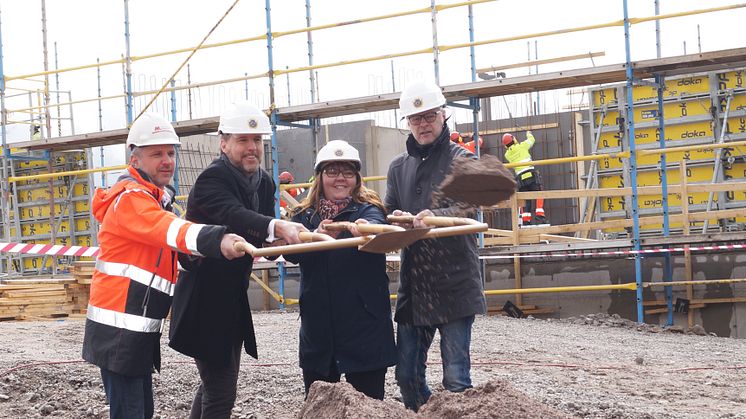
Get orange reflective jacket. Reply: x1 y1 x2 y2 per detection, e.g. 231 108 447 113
82 166 226 375
456 137 484 154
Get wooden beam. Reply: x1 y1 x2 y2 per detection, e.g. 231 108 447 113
645 304 705 315
539 234 597 243
460 123 559 138
477 51 605 73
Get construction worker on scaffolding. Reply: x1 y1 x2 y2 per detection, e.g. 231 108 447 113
31 121 42 140
279 170 305 216
502 131 546 225
450 131 483 154
82 113 249 419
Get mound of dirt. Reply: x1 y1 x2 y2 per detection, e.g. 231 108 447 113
299 379 571 419
299 381 414 419
437 154 516 207
418 380 572 419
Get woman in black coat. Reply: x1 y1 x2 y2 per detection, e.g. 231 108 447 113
285 140 397 400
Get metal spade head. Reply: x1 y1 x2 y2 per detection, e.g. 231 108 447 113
357 227 432 253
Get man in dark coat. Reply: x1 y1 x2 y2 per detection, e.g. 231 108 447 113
386 81 486 412
169 102 307 419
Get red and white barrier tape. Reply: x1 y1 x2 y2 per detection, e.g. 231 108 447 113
1 242 744 262
0 242 99 258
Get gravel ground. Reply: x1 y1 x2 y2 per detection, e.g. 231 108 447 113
1 312 745 418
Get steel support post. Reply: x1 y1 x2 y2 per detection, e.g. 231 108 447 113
623 0 645 323
656 74 673 325
265 0 286 310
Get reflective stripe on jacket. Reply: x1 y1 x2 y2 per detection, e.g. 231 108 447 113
504 132 535 176
82 166 226 376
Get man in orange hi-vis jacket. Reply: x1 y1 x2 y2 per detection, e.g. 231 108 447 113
82 113 247 419
450 131 483 154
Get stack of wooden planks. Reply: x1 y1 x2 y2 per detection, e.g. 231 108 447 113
0 261 94 321
0 279 75 320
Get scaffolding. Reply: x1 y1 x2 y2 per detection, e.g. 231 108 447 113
2 1 746 322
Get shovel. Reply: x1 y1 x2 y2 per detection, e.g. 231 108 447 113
387 215 488 239
324 222 432 254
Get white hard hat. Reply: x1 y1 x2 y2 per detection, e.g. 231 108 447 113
398 81 446 117
315 140 361 172
126 113 180 148
217 101 272 135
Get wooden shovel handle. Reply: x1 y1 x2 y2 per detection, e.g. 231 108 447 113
299 232 335 242
248 236 370 258
387 215 480 227
421 223 488 239
325 222 404 234
233 241 257 255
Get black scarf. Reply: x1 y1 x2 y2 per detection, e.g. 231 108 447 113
220 152 262 211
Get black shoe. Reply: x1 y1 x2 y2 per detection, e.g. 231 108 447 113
534 215 547 224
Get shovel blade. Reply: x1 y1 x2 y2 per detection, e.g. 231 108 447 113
358 228 431 253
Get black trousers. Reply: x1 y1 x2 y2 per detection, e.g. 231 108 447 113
303 361 388 400
517 169 542 215
189 340 243 419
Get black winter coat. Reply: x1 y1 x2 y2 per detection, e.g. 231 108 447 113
284 202 397 376
385 127 486 326
169 158 275 365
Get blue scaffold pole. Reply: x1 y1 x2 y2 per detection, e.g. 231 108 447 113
623 0 645 323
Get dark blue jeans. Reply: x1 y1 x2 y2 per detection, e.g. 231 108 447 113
100 368 154 419
395 315 474 412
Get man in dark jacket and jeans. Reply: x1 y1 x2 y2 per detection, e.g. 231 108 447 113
169 102 307 418
386 81 486 412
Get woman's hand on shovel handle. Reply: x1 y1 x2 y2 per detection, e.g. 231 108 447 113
414 209 435 229
316 219 340 238
348 219 369 237
390 210 414 229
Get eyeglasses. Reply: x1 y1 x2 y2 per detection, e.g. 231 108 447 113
323 167 357 179
407 111 440 125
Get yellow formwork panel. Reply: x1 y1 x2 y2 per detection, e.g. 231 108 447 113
592 87 619 107
601 218 708 234
16 152 86 171
716 70 745 90
633 75 710 102
19 218 92 238
21 257 54 272
16 182 90 203
17 201 90 220
598 120 713 147
718 93 746 117
634 98 711 122
599 149 716 170
598 168 717 213
594 110 621 130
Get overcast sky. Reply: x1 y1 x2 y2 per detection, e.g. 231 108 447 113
1 0 744 167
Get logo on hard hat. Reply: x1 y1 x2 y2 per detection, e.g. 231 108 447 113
248 119 258 128
334 149 344 156
413 98 423 108
152 125 170 134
